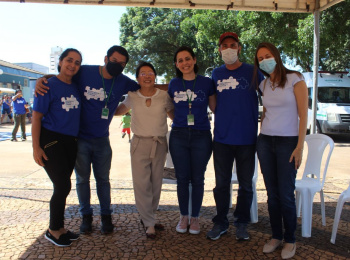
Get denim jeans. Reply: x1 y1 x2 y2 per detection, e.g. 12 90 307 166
169 127 212 217
75 137 112 216
212 141 256 227
256 134 298 243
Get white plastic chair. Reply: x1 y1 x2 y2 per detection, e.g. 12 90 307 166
229 153 259 223
330 182 350 244
295 134 334 237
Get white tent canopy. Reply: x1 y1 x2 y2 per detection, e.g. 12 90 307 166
1 0 345 133
0 0 343 13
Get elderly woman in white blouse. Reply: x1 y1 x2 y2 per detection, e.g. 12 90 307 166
115 61 174 239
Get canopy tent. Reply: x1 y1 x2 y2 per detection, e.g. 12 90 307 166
0 0 345 133
0 0 343 12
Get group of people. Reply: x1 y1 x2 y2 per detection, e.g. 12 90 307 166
32 31 307 260
1 91 31 141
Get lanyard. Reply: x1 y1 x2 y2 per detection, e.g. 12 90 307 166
100 67 115 108
182 76 197 113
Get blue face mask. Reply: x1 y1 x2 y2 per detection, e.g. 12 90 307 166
259 58 277 74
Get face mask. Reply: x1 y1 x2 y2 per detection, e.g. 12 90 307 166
106 61 124 77
259 58 277 74
221 48 238 65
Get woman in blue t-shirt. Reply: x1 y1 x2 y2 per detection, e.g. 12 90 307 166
168 46 216 235
32 48 82 247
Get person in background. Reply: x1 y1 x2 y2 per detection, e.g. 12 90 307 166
11 90 27 141
32 48 82 247
115 61 174 239
35 45 140 235
207 32 264 241
254 42 308 259
1 95 14 124
168 46 216 235
120 111 131 142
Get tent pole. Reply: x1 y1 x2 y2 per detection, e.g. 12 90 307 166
311 8 320 134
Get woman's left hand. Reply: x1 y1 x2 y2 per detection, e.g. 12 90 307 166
289 147 303 170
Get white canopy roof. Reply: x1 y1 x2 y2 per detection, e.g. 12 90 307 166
0 0 344 13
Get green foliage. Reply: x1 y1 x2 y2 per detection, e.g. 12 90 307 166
120 1 350 82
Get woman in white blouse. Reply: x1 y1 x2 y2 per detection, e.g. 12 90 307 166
115 61 174 239
254 42 308 259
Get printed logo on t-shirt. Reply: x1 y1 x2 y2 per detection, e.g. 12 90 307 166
61 95 79 111
84 86 105 101
217 76 250 93
174 89 197 103
16 100 25 104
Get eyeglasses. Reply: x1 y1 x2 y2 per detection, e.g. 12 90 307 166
139 72 155 77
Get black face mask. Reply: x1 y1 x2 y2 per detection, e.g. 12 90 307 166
106 61 124 77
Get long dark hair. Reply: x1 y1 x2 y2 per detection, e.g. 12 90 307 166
173 46 199 78
253 42 301 88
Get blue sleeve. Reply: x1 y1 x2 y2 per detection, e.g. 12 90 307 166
208 78 216 96
33 87 50 115
128 78 140 91
167 79 175 98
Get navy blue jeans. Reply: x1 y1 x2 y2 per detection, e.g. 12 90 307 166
212 141 256 227
256 134 298 243
75 137 112 216
169 127 212 217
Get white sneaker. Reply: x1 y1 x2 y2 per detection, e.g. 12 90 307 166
176 215 189 233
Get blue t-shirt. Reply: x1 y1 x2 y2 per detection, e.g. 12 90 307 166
33 77 81 137
2 100 10 110
212 63 264 145
168 75 215 130
12 97 26 115
74 65 139 139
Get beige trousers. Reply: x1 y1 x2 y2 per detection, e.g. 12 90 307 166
130 135 168 227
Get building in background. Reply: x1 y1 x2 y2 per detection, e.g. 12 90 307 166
50 46 63 74
0 59 45 105
15 63 49 74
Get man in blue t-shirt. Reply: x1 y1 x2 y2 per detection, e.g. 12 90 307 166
206 32 264 241
11 90 27 141
36 46 139 235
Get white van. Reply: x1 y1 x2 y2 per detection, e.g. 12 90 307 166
303 72 350 135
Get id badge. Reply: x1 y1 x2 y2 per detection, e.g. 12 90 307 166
101 107 109 119
187 114 194 125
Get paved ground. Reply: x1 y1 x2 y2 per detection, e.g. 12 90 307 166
0 119 350 259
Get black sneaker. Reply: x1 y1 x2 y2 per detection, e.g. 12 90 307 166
101 214 114 234
235 223 250 240
62 230 80 241
11 138 17 142
206 223 228 240
80 214 93 234
44 230 72 247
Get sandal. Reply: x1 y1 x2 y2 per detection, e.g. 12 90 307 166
140 220 156 239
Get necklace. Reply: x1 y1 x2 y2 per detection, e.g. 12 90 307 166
271 85 277 91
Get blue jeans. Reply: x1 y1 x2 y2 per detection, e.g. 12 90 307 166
256 134 298 243
169 127 212 217
75 137 112 216
212 141 256 227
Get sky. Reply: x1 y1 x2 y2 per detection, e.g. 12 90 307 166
0 2 127 68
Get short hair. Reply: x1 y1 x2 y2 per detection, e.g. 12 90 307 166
135 61 157 78
173 46 199 78
107 45 129 64
57 48 82 72
15 89 22 95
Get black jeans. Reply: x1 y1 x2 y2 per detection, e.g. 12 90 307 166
212 141 256 227
40 127 78 230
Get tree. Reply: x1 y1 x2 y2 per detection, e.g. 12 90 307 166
120 1 350 81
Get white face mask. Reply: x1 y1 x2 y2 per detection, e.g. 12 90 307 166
221 48 238 65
